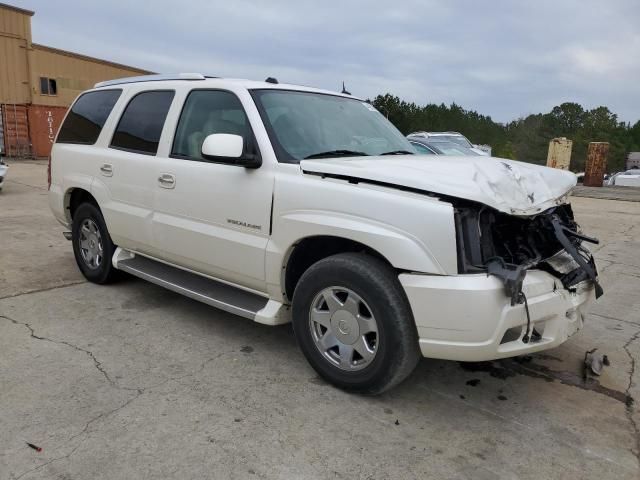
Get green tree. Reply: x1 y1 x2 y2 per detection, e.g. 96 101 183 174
371 93 636 172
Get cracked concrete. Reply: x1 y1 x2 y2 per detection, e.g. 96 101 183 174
1 161 639 479
623 330 640 461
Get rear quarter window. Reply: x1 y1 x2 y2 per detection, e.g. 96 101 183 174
56 89 122 145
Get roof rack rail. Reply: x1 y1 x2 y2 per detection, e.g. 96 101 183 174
95 73 206 88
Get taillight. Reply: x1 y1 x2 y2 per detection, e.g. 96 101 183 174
47 155 51 189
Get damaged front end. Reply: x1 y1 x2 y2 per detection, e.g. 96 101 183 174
455 202 603 312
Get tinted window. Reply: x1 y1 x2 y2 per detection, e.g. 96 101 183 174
172 90 250 161
57 90 122 145
111 90 175 155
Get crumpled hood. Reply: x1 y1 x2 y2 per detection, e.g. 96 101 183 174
301 155 577 216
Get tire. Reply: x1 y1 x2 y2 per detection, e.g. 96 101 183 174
71 202 118 284
292 252 421 394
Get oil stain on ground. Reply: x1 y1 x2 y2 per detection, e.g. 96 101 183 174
459 357 632 405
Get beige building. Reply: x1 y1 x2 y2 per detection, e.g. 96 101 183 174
0 2 152 157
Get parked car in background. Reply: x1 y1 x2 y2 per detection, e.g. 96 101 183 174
408 137 480 156
0 156 8 191
407 131 490 156
607 168 640 187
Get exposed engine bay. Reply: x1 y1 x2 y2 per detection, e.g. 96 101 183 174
454 202 603 306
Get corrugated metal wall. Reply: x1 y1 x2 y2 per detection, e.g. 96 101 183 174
0 6 32 104
30 45 150 107
1 3 150 158
0 108 4 154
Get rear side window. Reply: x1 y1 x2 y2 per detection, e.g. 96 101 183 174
111 90 175 155
57 89 122 145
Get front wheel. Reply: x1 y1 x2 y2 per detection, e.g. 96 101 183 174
292 253 421 394
71 202 118 284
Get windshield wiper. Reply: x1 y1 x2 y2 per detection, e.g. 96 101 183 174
380 150 415 155
304 150 368 159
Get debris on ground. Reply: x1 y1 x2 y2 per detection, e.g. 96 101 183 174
466 379 481 387
26 442 42 452
584 348 610 378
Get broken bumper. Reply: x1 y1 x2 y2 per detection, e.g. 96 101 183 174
400 270 594 362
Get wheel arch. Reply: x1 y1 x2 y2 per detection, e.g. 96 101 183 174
282 235 394 302
65 187 99 222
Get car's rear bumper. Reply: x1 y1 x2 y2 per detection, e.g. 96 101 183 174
400 270 594 362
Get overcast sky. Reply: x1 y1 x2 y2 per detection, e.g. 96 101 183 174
18 0 640 123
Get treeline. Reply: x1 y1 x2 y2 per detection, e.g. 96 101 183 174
371 94 640 172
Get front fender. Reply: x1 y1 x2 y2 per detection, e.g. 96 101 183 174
265 209 452 298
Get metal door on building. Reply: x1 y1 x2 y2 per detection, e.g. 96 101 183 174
1 103 31 158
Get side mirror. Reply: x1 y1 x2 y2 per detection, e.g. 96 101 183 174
201 133 261 168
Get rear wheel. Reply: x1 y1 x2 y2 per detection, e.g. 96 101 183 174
72 203 118 284
292 252 421 394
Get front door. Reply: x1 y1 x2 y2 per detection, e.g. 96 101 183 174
152 89 273 292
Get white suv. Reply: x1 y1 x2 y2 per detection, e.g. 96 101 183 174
49 74 601 393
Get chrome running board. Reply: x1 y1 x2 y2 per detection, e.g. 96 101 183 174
115 251 269 320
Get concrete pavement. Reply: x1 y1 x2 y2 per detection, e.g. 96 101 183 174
1 160 639 479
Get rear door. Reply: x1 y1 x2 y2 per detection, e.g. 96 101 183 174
152 88 274 292
53 89 122 225
92 89 175 255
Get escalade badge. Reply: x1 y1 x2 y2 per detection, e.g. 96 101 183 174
227 219 262 230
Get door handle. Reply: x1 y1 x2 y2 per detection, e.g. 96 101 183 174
158 173 176 189
100 164 113 176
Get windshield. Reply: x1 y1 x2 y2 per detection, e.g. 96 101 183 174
430 143 479 156
433 135 473 148
251 89 414 163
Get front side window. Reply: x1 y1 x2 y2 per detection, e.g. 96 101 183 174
250 89 413 163
111 90 175 155
172 90 251 161
57 89 122 145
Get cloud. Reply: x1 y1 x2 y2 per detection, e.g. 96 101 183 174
21 0 640 122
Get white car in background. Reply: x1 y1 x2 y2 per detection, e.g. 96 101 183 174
0 156 8 191
407 131 491 156
607 169 640 187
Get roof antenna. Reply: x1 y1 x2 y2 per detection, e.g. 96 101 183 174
341 81 351 95
265 77 279 84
